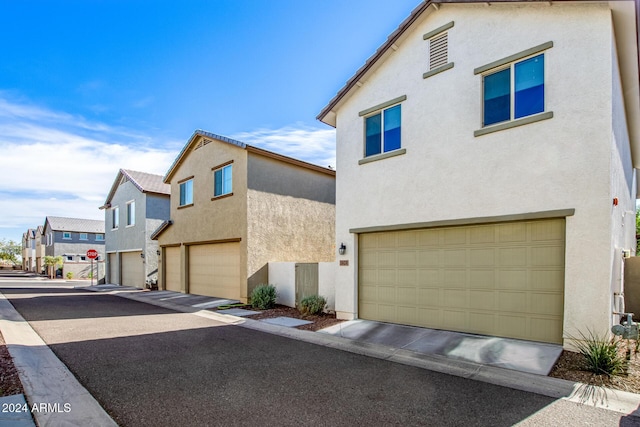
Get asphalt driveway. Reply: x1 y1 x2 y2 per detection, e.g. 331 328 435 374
2 285 638 426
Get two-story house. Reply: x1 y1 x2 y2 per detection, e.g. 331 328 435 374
21 229 36 271
102 169 171 288
153 129 335 303
318 0 640 347
35 225 45 274
43 216 106 279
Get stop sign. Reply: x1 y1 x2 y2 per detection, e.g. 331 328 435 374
86 249 99 259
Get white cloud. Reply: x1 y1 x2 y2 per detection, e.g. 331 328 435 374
232 124 336 169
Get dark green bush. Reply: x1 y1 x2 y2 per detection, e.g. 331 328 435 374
250 284 277 309
299 295 326 315
571 330 626 376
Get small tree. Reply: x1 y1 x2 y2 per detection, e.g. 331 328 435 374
0 238 21 265
43 256 63 279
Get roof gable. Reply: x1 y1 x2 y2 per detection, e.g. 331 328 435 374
163 129 335 183
103 169 170 207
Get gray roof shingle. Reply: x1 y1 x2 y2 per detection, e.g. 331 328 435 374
46 217 105 233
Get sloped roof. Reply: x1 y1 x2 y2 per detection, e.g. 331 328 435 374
45 216 105 233
102 169 171 207
150 220 172 240
163 129 335 183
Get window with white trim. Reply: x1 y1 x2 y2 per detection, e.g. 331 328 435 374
126 201 135 226
482 54 545 127
179 179 193 206
66 255 73 262
213 164 233 197
364 104 401 157
112 207 119 229
63 232 71 240
79 233 88 240
96 234 104 241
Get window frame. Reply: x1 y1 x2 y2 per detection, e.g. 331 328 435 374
126 200 135 227
474 41 553 137
96 234 104 241
62 232 71 240
178 178 194 208
112 206 119 229
359 95 406 162
212 161 233 199
79 233 88 240
65 255 73 262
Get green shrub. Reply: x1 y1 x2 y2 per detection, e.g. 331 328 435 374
251 284 277 309
299 295 326 315
571 330 627 376
66 272 73 280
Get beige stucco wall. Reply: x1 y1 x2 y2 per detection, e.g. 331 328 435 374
330 2 634 346
158 135 249 297
247 190 335 289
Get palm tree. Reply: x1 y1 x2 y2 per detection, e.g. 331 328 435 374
43 255 63 279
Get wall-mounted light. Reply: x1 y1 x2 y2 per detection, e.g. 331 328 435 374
338 243 346 255
156 250 161 256
140 253 145 259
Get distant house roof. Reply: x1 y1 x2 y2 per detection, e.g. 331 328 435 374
44 217 105 234
102 169 171 208
163 129 336 183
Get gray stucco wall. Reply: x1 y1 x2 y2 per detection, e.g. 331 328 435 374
247 153 336 205
105 178 170 286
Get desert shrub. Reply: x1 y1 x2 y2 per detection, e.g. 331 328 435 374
299 295 326 315
66 272 73 280
251 284 277 309
571 330 627 376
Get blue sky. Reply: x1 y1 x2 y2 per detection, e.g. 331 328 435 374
0 0 419 244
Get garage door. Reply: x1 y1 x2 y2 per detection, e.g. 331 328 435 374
164 246 181 292
121 251 144 287
189 243 240 299
358 218 565 344
108 253 118 284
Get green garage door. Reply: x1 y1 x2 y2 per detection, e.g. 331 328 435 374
358 218 565 344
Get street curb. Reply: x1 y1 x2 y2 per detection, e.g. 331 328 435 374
114 290 640 418
0 292 118 427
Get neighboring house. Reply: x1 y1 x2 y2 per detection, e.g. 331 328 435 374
21 229 35 271
35 225 45 274
101 169 171 288
153 129 335 303
317 0 640 347
43 216 106 279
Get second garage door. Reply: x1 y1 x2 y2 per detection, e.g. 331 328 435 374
358 218 565 344
164 246 181 292
189 242 241 299
108 253 118 284
121 251 144 287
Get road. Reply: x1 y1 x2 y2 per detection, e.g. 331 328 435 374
1 277 638 426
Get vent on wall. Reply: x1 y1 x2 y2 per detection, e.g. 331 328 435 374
429 32 448 70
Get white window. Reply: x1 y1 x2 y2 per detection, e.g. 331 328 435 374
112 207 119 229
96 234 105 241
80 233 88 240
127 201 135 226
66 255 73 262
80 255 87 261
63 232 71 240
179 179 194 206
213 164 233 197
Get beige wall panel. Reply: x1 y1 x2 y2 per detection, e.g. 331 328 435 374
358 219 565 343
164 246 181 292
121 251 144 287
188 243 240 300
108 253 118 284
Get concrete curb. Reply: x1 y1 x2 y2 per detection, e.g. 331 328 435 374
0 292 118 427
114 290 640 418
